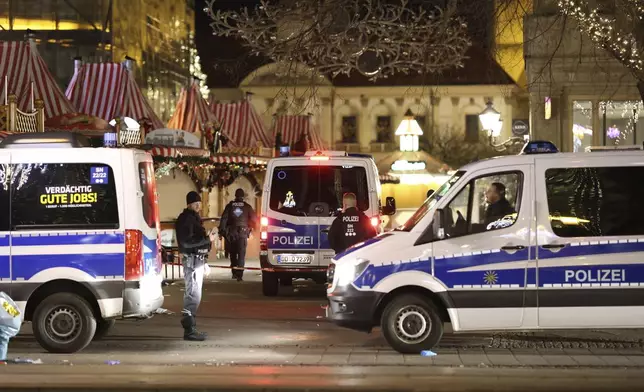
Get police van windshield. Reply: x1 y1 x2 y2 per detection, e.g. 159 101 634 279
397 171 465 231
270 165 369 217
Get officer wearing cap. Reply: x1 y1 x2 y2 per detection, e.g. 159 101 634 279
328 192 377 255
219 188 257 281
175 191 215 341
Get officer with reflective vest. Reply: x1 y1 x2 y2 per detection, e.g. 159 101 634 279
175 191 215 341
328 192 377 254
219 189 257 281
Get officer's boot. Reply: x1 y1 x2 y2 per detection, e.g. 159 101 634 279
181 315 207 341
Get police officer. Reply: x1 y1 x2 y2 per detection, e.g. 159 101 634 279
219 188 257 281
328 192 377 254
175 191 215 341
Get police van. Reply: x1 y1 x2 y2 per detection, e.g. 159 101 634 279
327 141 644 353
0 132 163 353
259 151 396 296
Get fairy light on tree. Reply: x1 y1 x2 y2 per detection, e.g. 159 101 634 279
558 0 644 99
204 0 471 81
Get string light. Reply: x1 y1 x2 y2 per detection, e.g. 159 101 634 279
558 0 643 72
204 0 471 80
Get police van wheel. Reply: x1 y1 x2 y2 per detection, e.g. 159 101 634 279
381 294 443 354
93 318 116 341
262 272 279 296
32 292 97 354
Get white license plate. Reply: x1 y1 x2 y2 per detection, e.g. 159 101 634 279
276 254 313 264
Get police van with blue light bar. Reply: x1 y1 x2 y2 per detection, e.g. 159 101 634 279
326 140 644 353
0 132 163 353
259 150 396 296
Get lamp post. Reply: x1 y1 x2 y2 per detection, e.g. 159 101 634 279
478 100 527 152
395 109 423 152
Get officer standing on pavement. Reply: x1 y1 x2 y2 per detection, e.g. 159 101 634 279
219 188 257 281
175 191 215 341
328 192 377 255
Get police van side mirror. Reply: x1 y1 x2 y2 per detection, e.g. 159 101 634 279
434 209 446 240
382 197 396 216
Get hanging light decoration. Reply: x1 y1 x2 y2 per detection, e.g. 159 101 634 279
204 0 471 80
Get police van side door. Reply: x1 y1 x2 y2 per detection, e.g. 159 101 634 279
535 157 644 328
0 154 10 297
432 165 533 330
265 161 321 267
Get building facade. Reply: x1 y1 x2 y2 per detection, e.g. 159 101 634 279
0 0 199 121
524 0 642 152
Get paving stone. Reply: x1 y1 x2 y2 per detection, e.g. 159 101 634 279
485 354 521 366
623 355 644 366
347 353 377 365
401 354 434 366
595 355 636 367
375 355 406 365
568 355 606 366
292 354 323 365
540 355 578 366
512 354 550 366
318 354 350 365
428 353 463 366
458 352 492 367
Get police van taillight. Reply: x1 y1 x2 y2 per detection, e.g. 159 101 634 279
125 229 144 280
371 216 380 227
260 216 268 247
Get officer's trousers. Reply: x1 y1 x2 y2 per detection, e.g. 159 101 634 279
229 236 248 279
181 254 205 325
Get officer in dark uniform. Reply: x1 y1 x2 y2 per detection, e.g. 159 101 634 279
219 188 257 281
328 192 377 254
175 191 215 341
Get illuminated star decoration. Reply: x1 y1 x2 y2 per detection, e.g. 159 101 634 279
484 270 498 285
204 0 471 81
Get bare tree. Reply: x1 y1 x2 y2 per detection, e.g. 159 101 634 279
557 0 644 99
204 0 471 81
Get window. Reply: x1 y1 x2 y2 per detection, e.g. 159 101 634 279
599 101 643 146
340 116 358 143
399 171 465 232
545 167 644 237
376 116 393 143
139 162 159 229
464 114 480 142
444 172 522 238
11 163 119 230
269 165 369 217
0 164 8 231
572 101 593 152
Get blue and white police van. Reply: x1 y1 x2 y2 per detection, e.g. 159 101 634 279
327 141 644 353
259 151 396 296
0 132 163 353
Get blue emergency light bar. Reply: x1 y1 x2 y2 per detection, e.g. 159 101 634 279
520 140 559 155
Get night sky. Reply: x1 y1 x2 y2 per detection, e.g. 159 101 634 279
194 0 495 88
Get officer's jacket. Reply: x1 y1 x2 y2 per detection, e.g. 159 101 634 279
327 207 377 254
175 208 210 255
219 198 257 234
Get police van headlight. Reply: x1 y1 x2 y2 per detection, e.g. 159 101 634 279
335 259 370 287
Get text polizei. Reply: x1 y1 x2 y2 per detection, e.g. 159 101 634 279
564 269 626 283
272 236 314 245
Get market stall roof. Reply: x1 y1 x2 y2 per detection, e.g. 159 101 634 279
271 115 325 151
65 62 164 130
0 40 76 119
44 113 111 135
168 79 223 136
209 94 271 149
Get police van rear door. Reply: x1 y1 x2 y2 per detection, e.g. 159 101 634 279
535 155 644 328
317 158 373 266
266 160 322 267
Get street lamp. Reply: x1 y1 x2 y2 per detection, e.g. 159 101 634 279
395 109 423 152
478 100 526 152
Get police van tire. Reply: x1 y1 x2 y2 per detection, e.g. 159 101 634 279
93 318 116 340
262 272 279 296
32 292 97 354
381 294 443 354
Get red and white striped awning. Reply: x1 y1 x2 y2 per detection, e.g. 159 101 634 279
0 41 75 119
168 80 222 135
149 146 210 158
65 62 164 130
210 96 272 149
272 115 325 151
